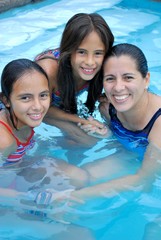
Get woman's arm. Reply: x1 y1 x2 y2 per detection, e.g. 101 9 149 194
69 143 161 201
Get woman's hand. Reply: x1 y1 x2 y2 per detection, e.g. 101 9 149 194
98 92 108 104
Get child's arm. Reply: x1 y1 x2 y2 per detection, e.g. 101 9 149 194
44 105 105 127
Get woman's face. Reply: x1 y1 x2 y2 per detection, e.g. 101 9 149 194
103 55 150 113
71 31 105 82
9 70 50 129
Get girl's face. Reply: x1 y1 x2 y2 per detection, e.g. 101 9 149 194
9 70 50 129
71 31 105 82
103 55 150 113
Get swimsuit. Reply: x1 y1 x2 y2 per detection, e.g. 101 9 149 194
109 104 161 157
34 48 60 61
0 120 35 163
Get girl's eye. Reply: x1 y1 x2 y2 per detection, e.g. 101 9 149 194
95 51 104 56
40 92 50 99
77 49 86 55
20 96 31 101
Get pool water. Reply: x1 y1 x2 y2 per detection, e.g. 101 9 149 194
0 0 161 239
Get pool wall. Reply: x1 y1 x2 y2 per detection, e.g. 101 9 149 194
0 0 43 13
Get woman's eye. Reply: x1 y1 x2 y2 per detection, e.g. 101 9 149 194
125 76 133 81
104 77 114 82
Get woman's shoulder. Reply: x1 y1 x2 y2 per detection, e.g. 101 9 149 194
150 92 161 108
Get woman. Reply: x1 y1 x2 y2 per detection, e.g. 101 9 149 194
68 43 161 200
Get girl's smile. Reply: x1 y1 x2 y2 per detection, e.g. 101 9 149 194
71 31 105 83
10 70 50 128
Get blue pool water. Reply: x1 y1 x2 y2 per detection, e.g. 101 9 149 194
0 0 161 239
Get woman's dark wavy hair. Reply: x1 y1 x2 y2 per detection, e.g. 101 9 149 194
0 58 49 129
58 13 114 114
105 43 148 77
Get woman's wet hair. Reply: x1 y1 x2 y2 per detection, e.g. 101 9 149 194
105 43 148 78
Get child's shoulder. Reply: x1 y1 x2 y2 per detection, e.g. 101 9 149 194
35 48 60 61
0 113 13 137
0 127 15 151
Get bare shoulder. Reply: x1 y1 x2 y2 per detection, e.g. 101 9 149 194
37 57 58 76
151 92 161 106
37 58 58 90
0 126 16 154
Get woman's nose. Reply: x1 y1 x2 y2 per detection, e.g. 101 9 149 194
114 79 125 91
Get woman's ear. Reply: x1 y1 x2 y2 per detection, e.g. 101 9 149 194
145 72 150 88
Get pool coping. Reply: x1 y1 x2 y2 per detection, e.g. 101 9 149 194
0 0 44 13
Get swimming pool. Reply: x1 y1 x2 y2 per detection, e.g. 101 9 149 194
0 0 161 239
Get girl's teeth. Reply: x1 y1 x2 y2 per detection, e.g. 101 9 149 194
83 68 93 72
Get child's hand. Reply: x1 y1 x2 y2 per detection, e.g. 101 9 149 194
78 117 110 138
79 116 104 128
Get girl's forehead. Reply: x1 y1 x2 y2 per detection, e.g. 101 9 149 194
79 31 104 47
13 71 48 91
